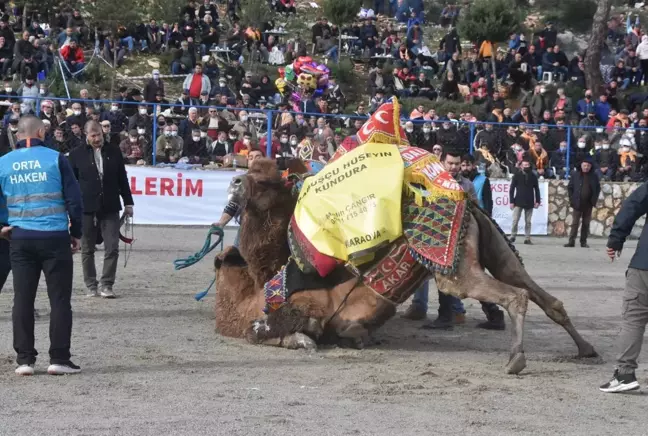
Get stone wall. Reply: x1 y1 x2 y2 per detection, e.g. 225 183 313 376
547 181 643 238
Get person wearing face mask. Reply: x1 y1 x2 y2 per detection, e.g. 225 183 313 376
277 131 293 157
314 118 334 144
549 141 568 179
509 158 541 245
289 134 300 155
593 140 616 181
128 104 152 134
144 69 165 103
156 124 184 163
578 108 600 139
419 123 436 151
64 103 87 133
119 129 146 164
183 127 209 163
576 90 595 120
39 100 58 129
179 107 201 145
208 130 230 162
564 157 600 249
403 121 417 145
570 135 591 170
101 103 128 134
232 110 257 142
233 131 256 156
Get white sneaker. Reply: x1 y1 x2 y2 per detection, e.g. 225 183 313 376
86 288 99 297
47 361 81 375
100 287 115 299
15 364 34 376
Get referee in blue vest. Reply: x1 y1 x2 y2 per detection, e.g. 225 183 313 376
0 115 83 376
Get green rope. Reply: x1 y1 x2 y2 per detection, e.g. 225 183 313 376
173 226 225 271
173 226 224 301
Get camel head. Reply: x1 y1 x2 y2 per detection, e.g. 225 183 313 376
227 158 292 212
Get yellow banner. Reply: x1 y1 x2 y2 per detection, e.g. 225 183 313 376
294 142 404 261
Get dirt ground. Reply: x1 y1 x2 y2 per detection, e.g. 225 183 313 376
0 227 646 435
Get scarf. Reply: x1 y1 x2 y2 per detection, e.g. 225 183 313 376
529 147 548 170
620 150 637 167
477 147 495 164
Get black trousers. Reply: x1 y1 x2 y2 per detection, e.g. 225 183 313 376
11 238 73 365
0 238 11 291
568 207 593 245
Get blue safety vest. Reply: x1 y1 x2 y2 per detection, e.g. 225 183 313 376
0 146 68 232
472 173 486 209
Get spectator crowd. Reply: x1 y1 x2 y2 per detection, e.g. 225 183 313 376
0 0 646 183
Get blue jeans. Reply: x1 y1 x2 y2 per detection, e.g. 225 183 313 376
233 226 241 248
120 36 134 52
171 61 186 75
326 46 338 63
411 282 465 314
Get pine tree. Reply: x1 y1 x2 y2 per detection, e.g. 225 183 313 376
457 0 524 87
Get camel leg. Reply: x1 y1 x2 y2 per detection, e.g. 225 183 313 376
246 319 317 350
437 271 529 375
471 208 597 358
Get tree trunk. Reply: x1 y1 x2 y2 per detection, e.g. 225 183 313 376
22 3 28 33
110 46 117 99
491 42 498 92
584 0 612 95
337 31 342 64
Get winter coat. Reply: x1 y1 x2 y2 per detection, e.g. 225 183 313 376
509 170 541 209
567 168 600 211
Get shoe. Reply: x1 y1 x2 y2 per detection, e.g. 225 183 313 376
421 316 454 330
47 361 81 375
477 310 506 330
509 236 516 243
401 305 427 321
454 313 466 325
15 364 34 376
86 288 98 297
524 239 533 245
600 370 640 393
100 287 116 299
581 243 590 248
564 242 575 247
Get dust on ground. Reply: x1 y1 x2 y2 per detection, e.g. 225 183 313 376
0 227 645 436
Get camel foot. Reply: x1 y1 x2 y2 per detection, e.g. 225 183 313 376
282 332 317 350
577 343 598 358
338 337 366 349
505 352 527 375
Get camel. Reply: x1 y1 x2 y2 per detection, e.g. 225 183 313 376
214 158 597 374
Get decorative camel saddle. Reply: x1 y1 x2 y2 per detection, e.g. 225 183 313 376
264 98 471 312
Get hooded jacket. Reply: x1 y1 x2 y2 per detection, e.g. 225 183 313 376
636 35 648 60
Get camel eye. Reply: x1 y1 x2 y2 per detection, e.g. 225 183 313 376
233 178 242 185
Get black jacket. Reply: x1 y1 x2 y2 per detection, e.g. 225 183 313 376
608 181 648 270
509 170 540 209
67 142 134 215
567 169 600 211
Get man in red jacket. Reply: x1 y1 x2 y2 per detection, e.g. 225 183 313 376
60 40 85 79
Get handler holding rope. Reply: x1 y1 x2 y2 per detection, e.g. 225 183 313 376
211 149 264 246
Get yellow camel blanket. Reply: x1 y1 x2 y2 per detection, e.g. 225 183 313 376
293 142 404 263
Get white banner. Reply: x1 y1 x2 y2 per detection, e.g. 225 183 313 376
126 166 244 225
490 179 549 235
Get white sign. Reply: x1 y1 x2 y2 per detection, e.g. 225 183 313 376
126 166 244 225
490 179 549 235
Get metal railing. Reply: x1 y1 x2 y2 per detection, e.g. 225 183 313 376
2 93 640 179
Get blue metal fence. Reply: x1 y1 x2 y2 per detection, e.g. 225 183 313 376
3 93 638 179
